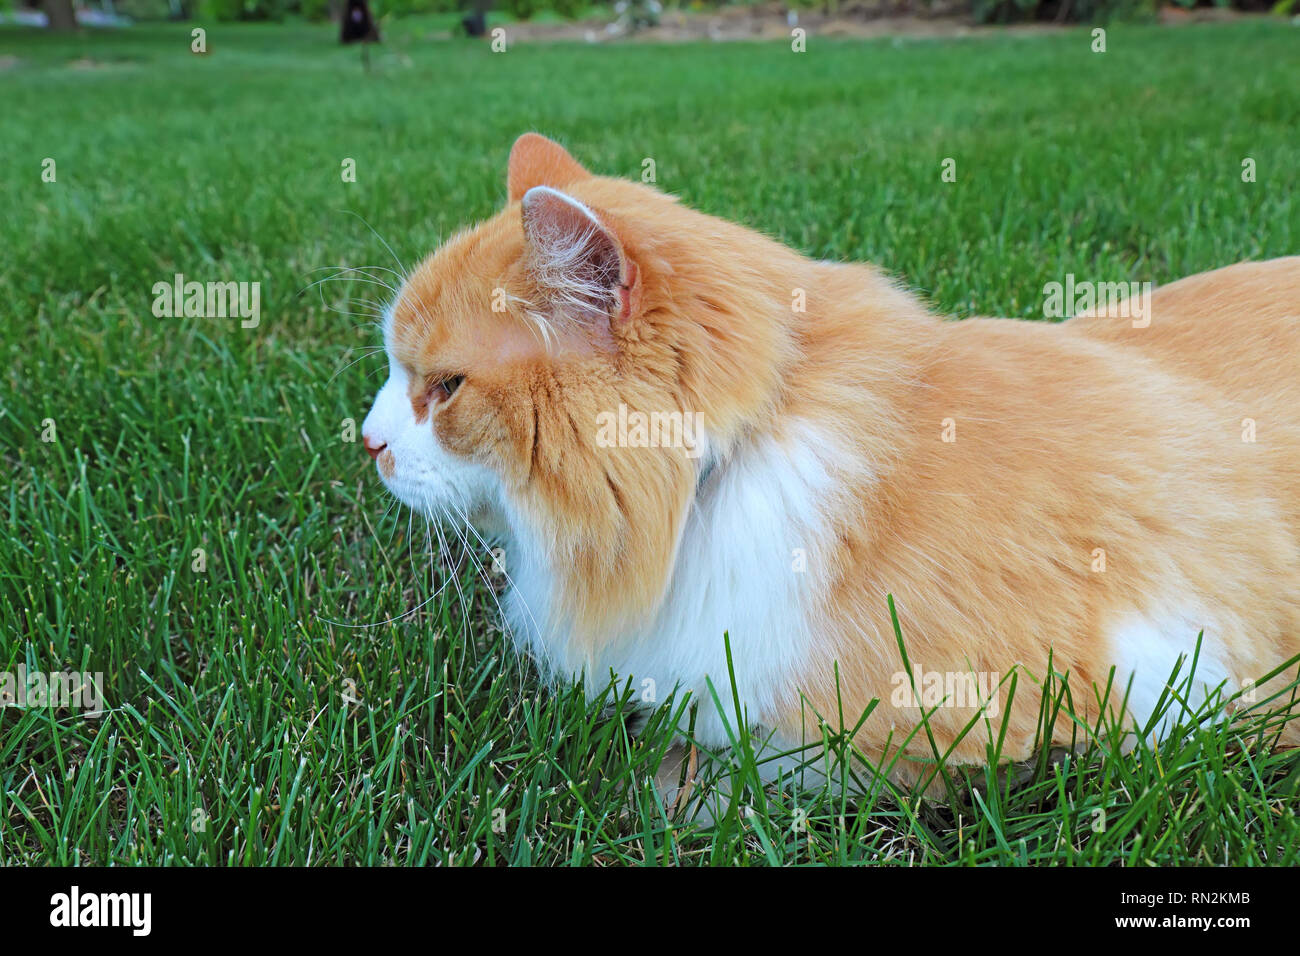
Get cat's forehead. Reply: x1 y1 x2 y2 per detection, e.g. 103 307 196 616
388 220 499 318
383 216 552 369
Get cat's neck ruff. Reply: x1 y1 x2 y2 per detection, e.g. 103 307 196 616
500 415 857 748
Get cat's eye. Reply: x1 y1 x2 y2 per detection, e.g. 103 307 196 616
432 375 464 403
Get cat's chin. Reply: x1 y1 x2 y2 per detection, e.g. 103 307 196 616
371 472 445 518
375 470 504 538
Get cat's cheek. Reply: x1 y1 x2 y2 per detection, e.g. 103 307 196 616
469 388 539 489
435 398 508 473
432 413 474 463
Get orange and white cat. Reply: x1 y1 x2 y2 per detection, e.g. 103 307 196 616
361 133 1300 788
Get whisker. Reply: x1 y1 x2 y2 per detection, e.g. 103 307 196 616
299 273 400 297
430 502 472 642
443 508 509 631
447 499 543 645
329 346 388 385
307 263 406 282
337 209 410 280
314 497 452 630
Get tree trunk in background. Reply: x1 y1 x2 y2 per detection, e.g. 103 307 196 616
44 0 78 30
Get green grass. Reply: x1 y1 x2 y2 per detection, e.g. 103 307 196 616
2 18 1299 866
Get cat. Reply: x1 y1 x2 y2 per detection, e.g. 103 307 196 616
361 132 1300 792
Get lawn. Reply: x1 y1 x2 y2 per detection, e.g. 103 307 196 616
1 16 1299 866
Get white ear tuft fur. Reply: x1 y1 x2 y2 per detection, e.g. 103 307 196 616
521 186 624 324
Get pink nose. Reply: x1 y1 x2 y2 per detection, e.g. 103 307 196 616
363 435 386 461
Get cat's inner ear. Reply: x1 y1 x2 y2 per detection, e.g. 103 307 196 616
508 133 590 203
521 185 633 325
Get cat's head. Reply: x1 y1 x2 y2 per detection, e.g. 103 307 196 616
361 134 793 636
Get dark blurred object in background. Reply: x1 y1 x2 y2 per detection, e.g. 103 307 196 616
461 8 487 35
340 0 379 43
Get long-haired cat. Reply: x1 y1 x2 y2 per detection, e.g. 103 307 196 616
361 133 1300 791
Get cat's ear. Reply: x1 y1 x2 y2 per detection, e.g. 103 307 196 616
508 133 590 203
521 185 638 328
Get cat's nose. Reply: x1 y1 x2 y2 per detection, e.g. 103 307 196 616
363 435 387 461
